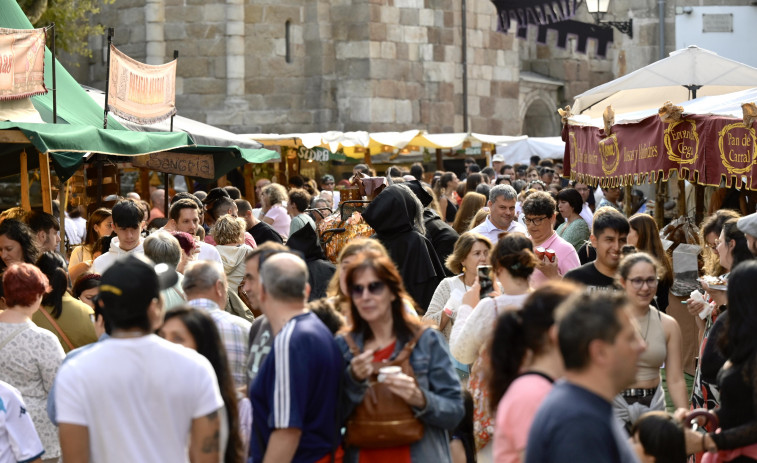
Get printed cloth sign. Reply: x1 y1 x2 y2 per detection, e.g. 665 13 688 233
0 27 47 100
564 114 757 191
107 44 177 124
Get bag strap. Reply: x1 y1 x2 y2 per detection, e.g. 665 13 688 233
38 308 75 351
394 326 428 362
343 333 362 357
0 324 30 351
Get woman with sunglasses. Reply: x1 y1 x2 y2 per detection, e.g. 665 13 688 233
336 250 463 462
614 252 687 432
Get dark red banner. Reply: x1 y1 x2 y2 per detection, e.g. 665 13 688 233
563 115 757 190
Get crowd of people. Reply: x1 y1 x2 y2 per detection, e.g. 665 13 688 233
1 154 757 463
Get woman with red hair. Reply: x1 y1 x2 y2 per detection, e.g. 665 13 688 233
0 263 65 462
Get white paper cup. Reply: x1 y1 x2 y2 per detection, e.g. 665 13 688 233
377 366 401 383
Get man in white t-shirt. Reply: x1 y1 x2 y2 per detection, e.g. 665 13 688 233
0 380 44 463
56 255 224 463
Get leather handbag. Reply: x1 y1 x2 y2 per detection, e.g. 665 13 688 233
343 327 427 448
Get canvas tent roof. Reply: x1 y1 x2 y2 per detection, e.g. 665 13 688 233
572 46 757 118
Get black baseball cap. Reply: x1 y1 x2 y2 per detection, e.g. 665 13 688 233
97 254 178 313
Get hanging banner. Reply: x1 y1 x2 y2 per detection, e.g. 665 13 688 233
564 114 757 190
0 27 47 100
107 44 177 124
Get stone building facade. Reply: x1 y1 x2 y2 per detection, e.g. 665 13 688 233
71 0 755 137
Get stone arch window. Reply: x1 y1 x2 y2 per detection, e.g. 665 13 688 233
285 20 292 63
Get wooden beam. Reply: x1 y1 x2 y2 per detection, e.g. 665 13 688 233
436 148 443 171
0 130 31 144
19 151 30 211
38 152 53 214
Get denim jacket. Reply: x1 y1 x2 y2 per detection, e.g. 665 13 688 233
335 328 464 463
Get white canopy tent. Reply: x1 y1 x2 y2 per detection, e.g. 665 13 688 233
496 137 565 164
572 46 757 118
570 86 757 128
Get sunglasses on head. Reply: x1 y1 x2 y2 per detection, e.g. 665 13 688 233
350 281 387 298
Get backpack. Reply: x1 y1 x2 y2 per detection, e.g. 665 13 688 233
343 327 428 448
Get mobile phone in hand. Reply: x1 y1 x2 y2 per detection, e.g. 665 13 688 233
478 265 493 298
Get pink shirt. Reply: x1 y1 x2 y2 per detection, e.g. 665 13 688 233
493 374 554 463
529 232 580 288
263 205 291 239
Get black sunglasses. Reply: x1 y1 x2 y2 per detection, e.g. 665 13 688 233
350 281 386 298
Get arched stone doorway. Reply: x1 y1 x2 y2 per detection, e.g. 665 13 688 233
522 98 559 137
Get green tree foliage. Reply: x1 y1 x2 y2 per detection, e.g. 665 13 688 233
17 0 115 58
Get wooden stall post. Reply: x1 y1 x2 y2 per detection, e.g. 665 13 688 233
436 148 443 171
677 179 686 218
59 180 67 255
655 180 665 228
623 185 633 217
695 184 705 225
19 150 31 211
138 168 150 200
38 152 53 214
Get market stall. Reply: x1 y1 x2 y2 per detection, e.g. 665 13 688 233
563 92 757 225
564 46 757 225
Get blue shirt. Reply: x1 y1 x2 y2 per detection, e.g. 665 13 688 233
525 381 639 463
249 312 343 463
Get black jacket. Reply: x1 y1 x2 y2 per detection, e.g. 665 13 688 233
362 185 445 313
286 224 336 301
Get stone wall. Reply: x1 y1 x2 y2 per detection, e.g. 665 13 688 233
79 0 521 134
519 0 757 112
72 0 755 136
